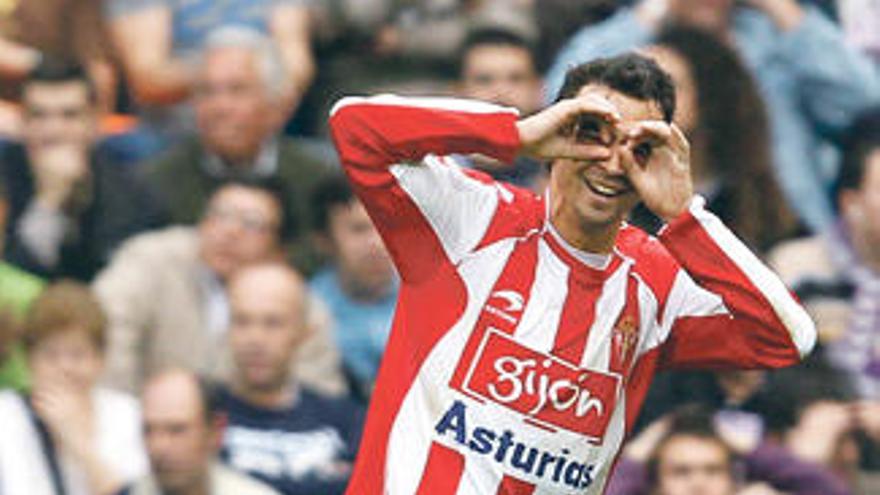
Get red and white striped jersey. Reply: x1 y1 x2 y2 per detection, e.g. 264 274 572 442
329 95 816 495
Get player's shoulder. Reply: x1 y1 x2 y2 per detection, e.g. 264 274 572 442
615 225 681 299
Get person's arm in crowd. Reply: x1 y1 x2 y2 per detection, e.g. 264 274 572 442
545 2 657 103
32 379 125 495
745 442 851 495
106 3 194 105
92 238 159 393
6 143 91 275
0 37 41 79
743 0 880 138
269 2 315 114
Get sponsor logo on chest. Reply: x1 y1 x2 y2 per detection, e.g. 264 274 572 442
456 328 621 443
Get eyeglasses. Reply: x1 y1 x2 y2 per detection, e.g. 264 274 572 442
202 205 278 234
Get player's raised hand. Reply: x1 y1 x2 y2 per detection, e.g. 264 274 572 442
620 121 693 222
516 95 620 162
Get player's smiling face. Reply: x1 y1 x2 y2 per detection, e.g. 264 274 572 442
550 84 665 246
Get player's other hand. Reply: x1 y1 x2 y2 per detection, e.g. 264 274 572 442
620 120 693 222
516 95 620 163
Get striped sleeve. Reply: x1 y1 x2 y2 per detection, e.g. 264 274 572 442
329 95 522 283
656 196 817 369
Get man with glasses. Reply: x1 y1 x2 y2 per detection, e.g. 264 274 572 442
92 178 346 396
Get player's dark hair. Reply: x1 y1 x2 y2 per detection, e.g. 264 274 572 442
22 57 97 104
554 52 676 123
833 106 880 207
645 405 734 486
311 174 356 234
456 27 537 79
206 175 297 242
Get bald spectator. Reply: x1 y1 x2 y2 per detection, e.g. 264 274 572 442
144 27 330 260
93 178 345 395
0 281 147 495
218 263 363 495
0 60 166 280
120 369 279 495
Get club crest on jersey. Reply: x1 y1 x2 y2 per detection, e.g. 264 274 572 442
612 315 639 367
457 329 621 443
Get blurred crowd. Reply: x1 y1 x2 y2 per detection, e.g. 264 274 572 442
1 0 880 494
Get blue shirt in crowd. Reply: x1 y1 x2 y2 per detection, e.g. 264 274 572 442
310 268 398 395
217 386 364 495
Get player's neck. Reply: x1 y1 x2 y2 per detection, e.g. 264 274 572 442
549 211 619 255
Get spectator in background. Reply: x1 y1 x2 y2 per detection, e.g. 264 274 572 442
0 0 115 136
310 176 396 399
0 60 166 281
546 0 880 233
122 369 279 495
769 108 880 399
93 179 345 396
144 27 330 269
103 0 313 143
451 27 544 187
606 406 851 495
633 26 796 250
220 263 363 494
0 181 45 391
0 281 148 495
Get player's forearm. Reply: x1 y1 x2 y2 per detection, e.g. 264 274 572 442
659 196 816 361
329 95 521 171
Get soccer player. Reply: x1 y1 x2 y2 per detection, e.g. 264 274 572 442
329 53 817 494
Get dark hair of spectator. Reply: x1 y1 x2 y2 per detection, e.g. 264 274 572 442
207 176 297 242
833 106 880 207
311 174 356 235
22 280 106 353
654 25 795 251
456 27 537 79
645 405 734 486
554 52 676 123
22 57 97 104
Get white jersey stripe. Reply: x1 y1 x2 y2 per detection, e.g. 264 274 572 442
513 238 571 351
580 261 633 373
391 157 500 266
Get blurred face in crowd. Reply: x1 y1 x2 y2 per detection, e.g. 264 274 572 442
550 84 661 245
194 46 282 165
21 81 96 153
143 371 217 494
656 435 735 495
841 149 880 258
327 199 395 300
28 327 103 394
459 43 541 115
642 46 697 134
668 0 734 33
198 185 282 280
228 265 307 393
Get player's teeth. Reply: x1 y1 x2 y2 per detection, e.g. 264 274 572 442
595 184 616 195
